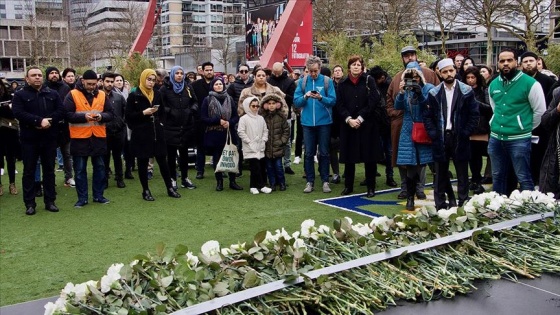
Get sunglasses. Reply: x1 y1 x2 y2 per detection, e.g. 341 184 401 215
250 105 260 108
239 70 249 74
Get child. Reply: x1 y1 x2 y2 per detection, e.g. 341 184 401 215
237 96 270 194
261 94 290 191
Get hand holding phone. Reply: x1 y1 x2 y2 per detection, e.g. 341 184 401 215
310 90 318 94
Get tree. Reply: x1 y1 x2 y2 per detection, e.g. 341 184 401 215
212 34 243 74
543 43 560 75
418 0 464 56
376 1 420 34
312 0 349 39
371 31 422 77
121 52 157 88
67 1 98 68
102 1 146 65
494 0 560 52
457 0 511 66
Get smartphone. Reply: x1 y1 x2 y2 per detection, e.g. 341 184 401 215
310 90 318 94
153 105 160 109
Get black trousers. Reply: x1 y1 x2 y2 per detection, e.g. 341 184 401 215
294 115 303 158
434 132 469 208
167 145 190 181
21 141 57 207
344 162 376 189
137 155 171 192
104 133 125 179
247 158 266 189
469 140 488 184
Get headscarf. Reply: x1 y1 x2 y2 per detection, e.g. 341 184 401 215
139 69 156 103
170 65 185 94
207 77 232 121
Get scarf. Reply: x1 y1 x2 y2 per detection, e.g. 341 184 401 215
170 65 185 94
349 72 362 85
139 69 156 103
207 90 232 121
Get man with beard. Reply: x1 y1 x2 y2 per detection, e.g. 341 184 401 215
100 72 127 189
425 59 479 209
65 70 114 208
520 51 556 187
192 62 215 179
386 46 439 201
488 48 546 195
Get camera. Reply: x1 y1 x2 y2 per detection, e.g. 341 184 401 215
404 78 420 91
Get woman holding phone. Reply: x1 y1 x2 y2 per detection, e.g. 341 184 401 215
126 69 180 201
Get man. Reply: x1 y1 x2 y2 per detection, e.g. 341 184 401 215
62 68 77 90
488 48 546 195
520 51 556 186
12 66 65 215
268 62 296 175
294 56 337 193
453 54 465 80
65 70 114 208
191 61 215 179
386 46 439 200
332 65 344 85
292 69 301 81
227 64 253 109
100 72 127 189
45 67 75 188
425 59 480 209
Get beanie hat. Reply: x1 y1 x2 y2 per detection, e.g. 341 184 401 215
82 70 98 80
519 51 538 62
45 66 60 76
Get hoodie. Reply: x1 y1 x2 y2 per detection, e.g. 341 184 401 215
237 96 268 160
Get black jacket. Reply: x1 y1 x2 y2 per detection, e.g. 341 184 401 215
267 71 295 112
64 81 114 156
471 86 493 136
159 77 198 147
126 88 166 158
539 87 560 198
105 88 127 137
227 76 254 106
191 78 213 107
12 84 65 143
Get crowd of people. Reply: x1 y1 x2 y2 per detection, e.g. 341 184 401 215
1 46 559 215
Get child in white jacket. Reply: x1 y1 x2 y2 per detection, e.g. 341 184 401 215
238 96 271 194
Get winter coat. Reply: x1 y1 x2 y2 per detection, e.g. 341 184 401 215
261 94 290 159
394 83 435 166
105 89 127 137
159 77 198 147
237 83 287 117
539 87 560 198
237 97 268 159
387 67 440 167
12 84 65 143
294 74 337 126
267 71 296 111
424 81 480 162
200 93 239 149
336 73 383 164
125 88 166 158
227 75 254 105
471 86 492 136
64 81 114 157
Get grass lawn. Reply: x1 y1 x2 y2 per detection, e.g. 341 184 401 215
0 157 418 306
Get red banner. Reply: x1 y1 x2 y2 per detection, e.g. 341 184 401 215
287 3 313 67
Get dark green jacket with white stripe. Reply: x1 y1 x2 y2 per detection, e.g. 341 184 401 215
488 69 546 141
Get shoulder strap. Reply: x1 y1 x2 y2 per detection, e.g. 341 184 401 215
300 75 308 93
323 75 329 97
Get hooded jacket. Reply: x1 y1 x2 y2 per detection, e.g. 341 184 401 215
237 96 268 160
293 73 337 126
261 94 290 159
159 76 198 147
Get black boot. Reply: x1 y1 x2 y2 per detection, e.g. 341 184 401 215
116 177 126 188
142 190 154 201
124 168 134 179
367 184 376 198
216 179 224 191
229 181 243 190
405 177 416 210
167 187 181 198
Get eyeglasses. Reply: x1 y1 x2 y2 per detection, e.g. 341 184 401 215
239 70 249 74
250 105 260 108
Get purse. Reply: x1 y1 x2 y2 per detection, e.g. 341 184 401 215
215 128 239 174
412 122 432 144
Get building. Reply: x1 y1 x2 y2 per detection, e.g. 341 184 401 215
551 0 560 43
0 0 70 79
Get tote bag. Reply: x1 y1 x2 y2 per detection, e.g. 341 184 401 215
412 122 432 144
215 128 239 174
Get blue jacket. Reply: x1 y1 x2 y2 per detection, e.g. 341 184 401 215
425 81 479 162
293 74 336 126
394 83 434 166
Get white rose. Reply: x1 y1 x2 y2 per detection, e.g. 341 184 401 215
201 240 220 257
317 225 330 234
396 222 407 229
293 238 306 250
185 251 199 268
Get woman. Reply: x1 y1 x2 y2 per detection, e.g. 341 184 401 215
539 87 560 199
336 55 383 198
0 82 19 196
238 68 286 117
200 77 243 191
458 57 475 81
479 65 493 85
462 66 492 195
160 65 198 190
394 62 434 210
126 69 181 201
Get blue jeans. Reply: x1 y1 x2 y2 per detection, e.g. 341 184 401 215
73 155 106 201
488 137 534 195
266 157 285 186
303 125 330 184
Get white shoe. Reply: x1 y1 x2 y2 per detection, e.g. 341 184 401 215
250 188 260 195
322 182 331 193
0 168 3 176
260 187 272 194
314 156 319 163
293 157 301 164
65 178 76 187
303 182 314 193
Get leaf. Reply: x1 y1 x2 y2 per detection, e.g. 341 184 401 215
133 254 150 262
254 230 267 244
253 252 264 261
213 281 230 296
155 242 166 257
174 244 189 256
333 219 342 231
156 291 168 301
155 304 167 312
242 269 259 288
160 275 173 288
248 246 261 255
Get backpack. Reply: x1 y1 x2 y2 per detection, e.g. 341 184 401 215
299 75 329 97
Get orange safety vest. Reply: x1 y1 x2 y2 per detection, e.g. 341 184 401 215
68 89 107 139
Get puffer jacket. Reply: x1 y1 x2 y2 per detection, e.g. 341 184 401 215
261 94 290 159
227 75 254 106
237 96 268 160
159 77 198 147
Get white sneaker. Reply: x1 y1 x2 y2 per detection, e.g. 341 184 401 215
260 187 272 194
293 156 301 164
322 182 331 193
0 168 3 176
314 156 319 163
303 182 314 193
65 178 76 187
250 188 260 195
171 178 178 190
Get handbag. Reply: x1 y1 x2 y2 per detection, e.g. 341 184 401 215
412 122 432 144
215 128 239 174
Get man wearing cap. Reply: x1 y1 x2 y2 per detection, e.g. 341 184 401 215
387 46 440 201
520 51 556 187
12 66 65 215
425 59 479 209
488 48 546 195
64 69 114 208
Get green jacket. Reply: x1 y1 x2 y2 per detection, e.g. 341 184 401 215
488 70 546 141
